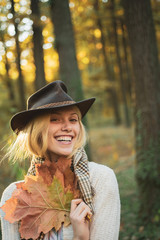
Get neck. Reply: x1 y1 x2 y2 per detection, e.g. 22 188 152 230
46 151 68 162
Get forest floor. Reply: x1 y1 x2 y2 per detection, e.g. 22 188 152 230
89 125 139 240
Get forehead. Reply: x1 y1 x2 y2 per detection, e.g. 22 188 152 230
51 106 80 115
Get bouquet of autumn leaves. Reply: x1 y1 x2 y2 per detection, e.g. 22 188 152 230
1 158 80 239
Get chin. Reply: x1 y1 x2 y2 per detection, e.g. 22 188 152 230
60 151 73 157
53 148 73 157
48 144 75 158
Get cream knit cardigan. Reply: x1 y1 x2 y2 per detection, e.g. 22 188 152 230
0 162 120 240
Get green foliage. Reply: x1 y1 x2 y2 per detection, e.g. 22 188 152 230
133 224 160 240
117 163 160 240
9 160 30 180
117 166 139 239
136 109 160 182
0 222 1 240
136 140 160 182
134 109 160 238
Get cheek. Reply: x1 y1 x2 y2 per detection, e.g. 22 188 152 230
48 123 57 135
47 125 56 142
47 128 52 140
75 124 81 138
47 131 51 142
47 131 52 148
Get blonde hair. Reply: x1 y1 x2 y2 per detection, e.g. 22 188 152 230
6 106 87 162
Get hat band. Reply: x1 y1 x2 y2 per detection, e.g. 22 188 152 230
36 101 76 109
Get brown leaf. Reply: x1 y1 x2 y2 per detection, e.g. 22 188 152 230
1 159 80 239
35 159 55 185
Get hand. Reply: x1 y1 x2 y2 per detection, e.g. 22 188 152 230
70 199 92 240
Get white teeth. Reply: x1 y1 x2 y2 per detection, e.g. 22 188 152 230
56 136 72 141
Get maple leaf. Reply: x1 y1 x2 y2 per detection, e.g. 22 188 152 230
1 158 80 239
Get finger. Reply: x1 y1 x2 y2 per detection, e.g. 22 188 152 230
72 202 91 217
79 207 92 222
70 199 83 213
71 201 86 216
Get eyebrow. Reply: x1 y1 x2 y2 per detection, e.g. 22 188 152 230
70 113 79 116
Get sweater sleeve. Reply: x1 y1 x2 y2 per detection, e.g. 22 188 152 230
89 162 120 240
0 182 21 240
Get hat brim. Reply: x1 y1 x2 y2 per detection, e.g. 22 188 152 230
10 98 95 132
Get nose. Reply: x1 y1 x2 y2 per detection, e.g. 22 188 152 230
61 121 72 132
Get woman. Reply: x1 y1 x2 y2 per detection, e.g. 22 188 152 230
0 80 120 240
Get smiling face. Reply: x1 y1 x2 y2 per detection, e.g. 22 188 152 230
47 107 81 160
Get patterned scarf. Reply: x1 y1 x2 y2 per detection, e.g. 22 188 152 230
24 148 94 240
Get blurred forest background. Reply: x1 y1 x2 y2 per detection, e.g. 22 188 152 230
1 0 160 239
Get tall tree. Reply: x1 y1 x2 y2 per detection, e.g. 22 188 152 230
94 0 121 125
11 0 25 110
0 32 16 107
120 18 132 100
31 0 46 90
110 0 131 127
3 45 16 107
122 0 160 237
50 0 83 101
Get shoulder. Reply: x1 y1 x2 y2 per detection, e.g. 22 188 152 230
0 180 24 207
88 161 116 182
88 162 118 193
0 182 22 240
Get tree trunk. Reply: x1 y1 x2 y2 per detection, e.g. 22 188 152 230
94 0 121 126
122 0 160 236
4 59 16 107
31 0 46 90
110 0 131 127
50 0 83 101
120 18 132 100
1 34 16 107
11 0 25 110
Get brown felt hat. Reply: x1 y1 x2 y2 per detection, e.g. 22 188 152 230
11 80 95 132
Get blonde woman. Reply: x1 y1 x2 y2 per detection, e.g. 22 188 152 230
0 80 120 240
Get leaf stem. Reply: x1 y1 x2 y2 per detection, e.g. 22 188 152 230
28 208 48 229
55 181 65 210
33 185 53 209
18 205 70 212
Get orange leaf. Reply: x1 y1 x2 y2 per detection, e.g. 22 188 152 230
1 158 80 239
